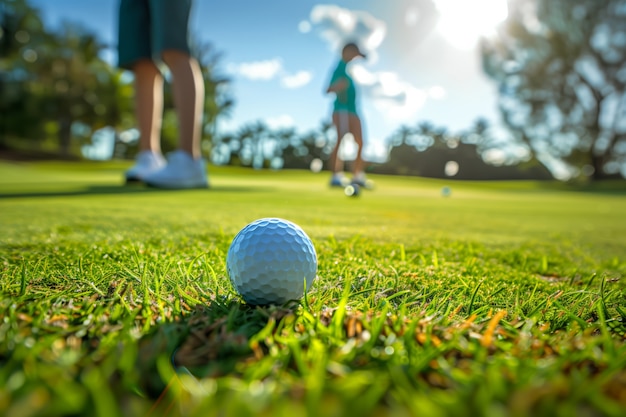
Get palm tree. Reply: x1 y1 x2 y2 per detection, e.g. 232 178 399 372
389 124 414 147
235 121 269 167
189 38 235 155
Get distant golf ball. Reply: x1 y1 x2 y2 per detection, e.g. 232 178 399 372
344 184 360 197
226 218 317 306
441 186 451 197
309 158 323 173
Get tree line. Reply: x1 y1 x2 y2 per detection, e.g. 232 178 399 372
209 117 554 181
1 0 624 181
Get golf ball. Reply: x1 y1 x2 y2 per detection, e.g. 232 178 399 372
345 184 360 197
226 218 317 305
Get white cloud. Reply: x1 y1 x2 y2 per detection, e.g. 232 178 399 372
428 85 447 99
229 58 312 89
281 71 313 89
229 59 283 81
310 5 386 62
351 64 429 122
405 7 419 26
298 20 312 33
265 114 295 129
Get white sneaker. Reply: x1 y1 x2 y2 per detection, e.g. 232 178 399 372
125 150 165 183
352 172 373 189
329 174 348 187
143 150 208 189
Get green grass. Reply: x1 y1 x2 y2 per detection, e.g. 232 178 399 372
1 160 625 417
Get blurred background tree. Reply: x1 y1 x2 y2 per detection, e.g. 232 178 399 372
481 0 626 180
0 0 50 150
0 0 233 160
193 39 234 157
1 0 124 156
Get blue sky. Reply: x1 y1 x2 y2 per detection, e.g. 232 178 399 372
30 0 519 164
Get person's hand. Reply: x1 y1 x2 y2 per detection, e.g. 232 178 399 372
326 78 347 95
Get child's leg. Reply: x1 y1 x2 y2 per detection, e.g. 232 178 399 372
349 114 364 176
331 111 350 174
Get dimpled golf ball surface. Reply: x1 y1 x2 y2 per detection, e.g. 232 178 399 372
227 218 317 305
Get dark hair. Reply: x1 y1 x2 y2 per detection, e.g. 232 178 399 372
342 42 366 58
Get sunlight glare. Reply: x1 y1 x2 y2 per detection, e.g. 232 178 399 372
434 0 508 49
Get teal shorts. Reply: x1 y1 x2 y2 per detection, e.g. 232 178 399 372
117 0 192 69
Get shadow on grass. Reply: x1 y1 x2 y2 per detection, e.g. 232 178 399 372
136 297 297 397
0 184 271 199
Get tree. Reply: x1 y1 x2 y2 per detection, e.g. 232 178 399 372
388 124 414 147
0 0 133 157
481 0 626 180
2 1 233 160
38 22 111 155
191 38 234 153
0 0 49 148
234 121 266 168
277 127 317 170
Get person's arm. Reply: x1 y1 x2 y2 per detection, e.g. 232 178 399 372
326 77 347 94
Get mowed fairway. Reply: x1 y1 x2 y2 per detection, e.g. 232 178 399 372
1 160 625 417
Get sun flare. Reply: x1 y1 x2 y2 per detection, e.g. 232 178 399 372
434 0 508 49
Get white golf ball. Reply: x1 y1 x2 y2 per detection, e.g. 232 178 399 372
344 184 360 197
226 218 317 306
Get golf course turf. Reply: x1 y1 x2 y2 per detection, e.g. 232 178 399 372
1 160 625 416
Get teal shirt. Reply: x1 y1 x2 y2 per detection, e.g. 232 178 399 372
329 60 358 115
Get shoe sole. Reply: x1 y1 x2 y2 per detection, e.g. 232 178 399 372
125 177 143 184
144 182 209 190
351 181 374 190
